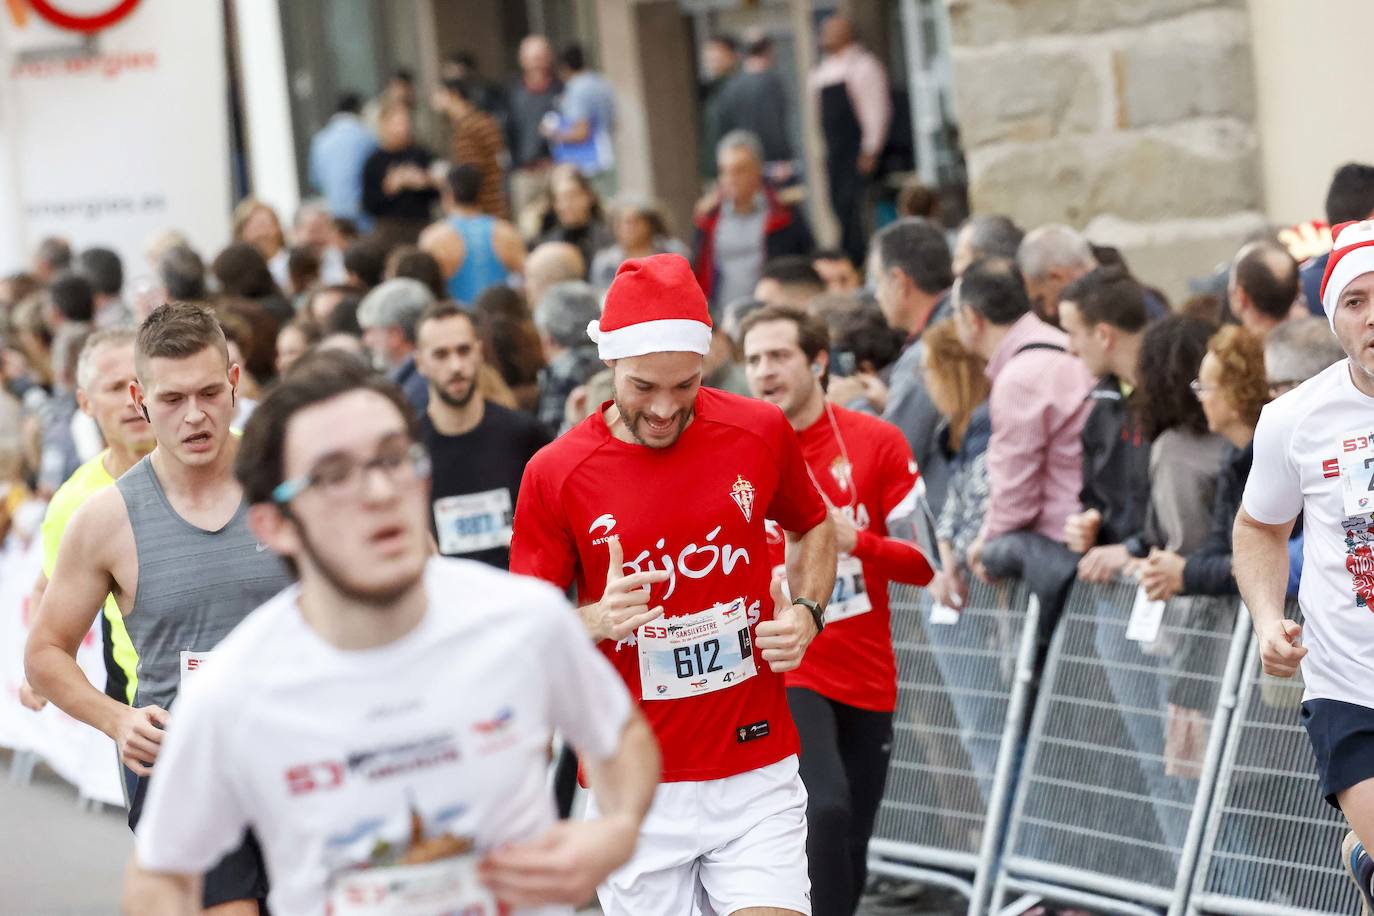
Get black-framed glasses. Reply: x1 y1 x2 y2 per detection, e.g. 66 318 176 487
271 438 430 505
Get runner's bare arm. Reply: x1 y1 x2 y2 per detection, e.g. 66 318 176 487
1233 506 1305 677
479 708 659 905
787 517 837 612
25 490 126 732
121 857 200 916
25 489 169 773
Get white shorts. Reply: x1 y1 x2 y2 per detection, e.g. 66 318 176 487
588 755 811 916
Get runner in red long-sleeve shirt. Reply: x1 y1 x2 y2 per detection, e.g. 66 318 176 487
742 304 934 916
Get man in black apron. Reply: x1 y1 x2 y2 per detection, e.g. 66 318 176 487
811 15 892 266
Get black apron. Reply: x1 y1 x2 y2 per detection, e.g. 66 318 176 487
820 81 868 265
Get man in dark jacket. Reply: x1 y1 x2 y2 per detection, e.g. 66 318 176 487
693 130 813 311
1057 266 1152 581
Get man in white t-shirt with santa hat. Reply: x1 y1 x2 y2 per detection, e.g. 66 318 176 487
512 252 837 915
1237 219 1374 910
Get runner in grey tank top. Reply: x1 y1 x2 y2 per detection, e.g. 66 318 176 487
117 456 292 712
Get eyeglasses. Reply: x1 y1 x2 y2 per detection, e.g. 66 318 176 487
1189 379 1214 398
271 437 430 505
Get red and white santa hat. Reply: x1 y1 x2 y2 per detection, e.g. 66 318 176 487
1320 220 1374 330
587 253 713 360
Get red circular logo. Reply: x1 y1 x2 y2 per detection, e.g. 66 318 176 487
26 0 142 33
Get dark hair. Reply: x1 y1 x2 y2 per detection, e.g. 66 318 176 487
960 214 1024 263
215 298 278 382
50 271 95 323
343 240 387 290
478 313 545 388
738 304 830 363
416 301 474 341
286 246 321 295
336 93 362 115
333 217 360 243
896 179 940 220
474 285 531 322
1134 314 1215 440
706 34 738 53
136 301 230 379
761 255 823 288
446 163 483 206
323 296 363 336
212 243 278 299
386 246 447 300
832 305 905 373
810 249 851 265
35 236 72 272
1325 162 1374 225
1059 266 1148 333
236 349 418 510
445 50 477 70
746 35 773 58
874 218 954 295
77 248 123 296
957 256 1030 326
1234 240 1298 321
391 67 415 85
159 245 206 300
560 44 585 72
439 77 473 102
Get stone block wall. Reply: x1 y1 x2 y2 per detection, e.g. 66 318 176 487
946 0 1266 300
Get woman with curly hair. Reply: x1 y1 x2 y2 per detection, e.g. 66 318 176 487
1128 314 1227 560
1140 324 1269 599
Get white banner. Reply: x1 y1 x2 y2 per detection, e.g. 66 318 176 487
0 0 232 280
0 511 124 807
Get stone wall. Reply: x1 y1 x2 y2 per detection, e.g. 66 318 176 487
946 0 1265 301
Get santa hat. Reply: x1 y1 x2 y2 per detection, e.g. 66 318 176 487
1320 220 1374 330
587 254 713 360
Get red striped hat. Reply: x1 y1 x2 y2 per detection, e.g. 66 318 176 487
587 254 713 360
1320 220 1374 330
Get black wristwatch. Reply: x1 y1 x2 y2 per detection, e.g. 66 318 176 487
793 597 825 634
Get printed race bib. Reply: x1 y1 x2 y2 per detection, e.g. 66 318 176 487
179 650 212 685
824 555 871 624
638 599 757 701
434 488 513 555
327 855 498 915
1338 430 1374 518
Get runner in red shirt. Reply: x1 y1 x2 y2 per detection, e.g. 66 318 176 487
511 254 837 916
741 304 934 916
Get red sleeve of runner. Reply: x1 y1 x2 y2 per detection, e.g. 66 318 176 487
764 408 828 534
509 454 577 588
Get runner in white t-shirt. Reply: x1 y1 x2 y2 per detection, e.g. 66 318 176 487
122 350 659 916
1236 220 1374 911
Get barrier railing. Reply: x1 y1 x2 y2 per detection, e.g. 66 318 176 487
1187 607 1356 916
868 578 1039 913
989 579 1251 916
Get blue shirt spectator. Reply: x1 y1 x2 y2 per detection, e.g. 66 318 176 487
309 93 376 228
550 45 615 178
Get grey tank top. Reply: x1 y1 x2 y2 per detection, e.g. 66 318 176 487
116 457 292 711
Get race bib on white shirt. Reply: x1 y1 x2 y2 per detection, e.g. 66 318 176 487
179 650 213 685
1338 430 1374 518
638 599 757 701
824 555 871 624
326 854 498 915
433 488 513 555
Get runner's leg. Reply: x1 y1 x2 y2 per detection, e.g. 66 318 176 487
787 687 850 915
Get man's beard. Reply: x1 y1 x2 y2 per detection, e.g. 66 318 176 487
614 397 693 448
294 519 423 609
432 374 477 409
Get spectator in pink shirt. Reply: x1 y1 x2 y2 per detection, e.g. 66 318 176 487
954 256 1096 617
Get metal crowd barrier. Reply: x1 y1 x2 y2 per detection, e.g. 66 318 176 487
989 579 1250 916
868 578 1039 914
1187 608 1356 916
